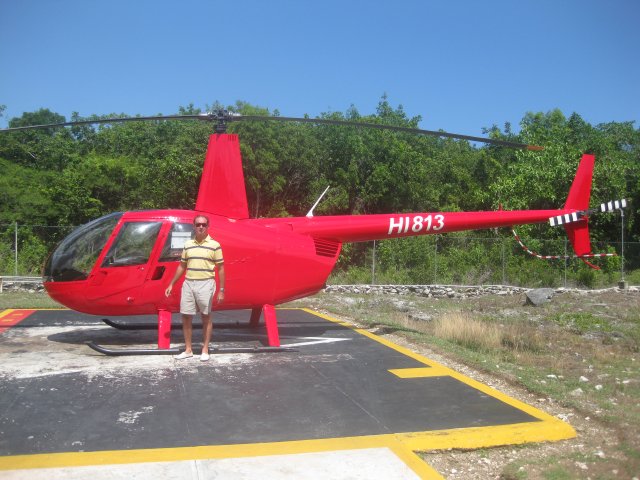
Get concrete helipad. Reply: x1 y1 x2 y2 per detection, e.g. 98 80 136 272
0 307 575 479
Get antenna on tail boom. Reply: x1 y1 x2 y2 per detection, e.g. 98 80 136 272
306 186 331 218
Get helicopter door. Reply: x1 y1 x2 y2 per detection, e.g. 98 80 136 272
141 221 195 305
85 221 163 303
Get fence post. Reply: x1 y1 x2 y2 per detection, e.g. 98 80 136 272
563 238 568 288
501 239 506 285
371 240 376 285
620 208 626 284
14 221 18 276
433 236 438 284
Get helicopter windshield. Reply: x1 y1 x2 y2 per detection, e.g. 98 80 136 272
101 222 162 267
44 212 123 282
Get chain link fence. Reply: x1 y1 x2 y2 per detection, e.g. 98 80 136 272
1 223 636 289
330 235 638 289
0 223 75 276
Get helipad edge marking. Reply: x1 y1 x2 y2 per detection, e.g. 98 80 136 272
388 367 448 378
0 435 443 479
0 309 36 334
301 307 576 449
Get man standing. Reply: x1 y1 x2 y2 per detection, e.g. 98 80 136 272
165 215 225 361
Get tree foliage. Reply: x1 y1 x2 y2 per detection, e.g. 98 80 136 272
1 99 638 282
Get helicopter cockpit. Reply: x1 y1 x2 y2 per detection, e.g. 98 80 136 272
43 213 195 283
44 212 124 282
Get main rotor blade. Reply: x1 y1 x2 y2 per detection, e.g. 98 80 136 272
235 115 543 151
0 114 204 131
0 112 543 151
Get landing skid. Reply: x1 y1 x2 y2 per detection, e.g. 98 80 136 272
102 318 259 330
87 342 180 355
87 342 295 356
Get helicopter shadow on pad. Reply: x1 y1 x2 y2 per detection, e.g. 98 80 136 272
25 308 352 349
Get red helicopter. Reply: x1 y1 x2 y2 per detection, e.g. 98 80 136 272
1 111 625 354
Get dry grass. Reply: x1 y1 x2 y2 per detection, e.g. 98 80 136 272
431 310 544 354
433 311 503 351
500 322 544 353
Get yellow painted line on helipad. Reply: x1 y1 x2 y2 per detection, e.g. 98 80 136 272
0 435 443 479
0 309 38 333
302 307 576 448
389 367 448 378
0 308 67 316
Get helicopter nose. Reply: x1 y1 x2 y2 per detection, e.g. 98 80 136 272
44 280 88 311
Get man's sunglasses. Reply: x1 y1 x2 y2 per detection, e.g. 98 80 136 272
195 223 208 227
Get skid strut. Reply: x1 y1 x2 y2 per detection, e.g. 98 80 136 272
90 305 284 355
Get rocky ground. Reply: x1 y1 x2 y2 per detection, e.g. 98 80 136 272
394 333 628 479
296 287 640 479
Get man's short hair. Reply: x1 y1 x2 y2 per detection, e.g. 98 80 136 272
194 215 210 226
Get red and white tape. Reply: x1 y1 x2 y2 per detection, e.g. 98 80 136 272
511 229 617 261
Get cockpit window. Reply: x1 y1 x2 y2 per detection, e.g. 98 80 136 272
44 212 124 282
159 222 194 262
101 222 162 267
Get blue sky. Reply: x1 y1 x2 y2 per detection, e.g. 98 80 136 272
1 0 638 137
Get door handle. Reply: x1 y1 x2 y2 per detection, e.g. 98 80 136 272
150 266 166 280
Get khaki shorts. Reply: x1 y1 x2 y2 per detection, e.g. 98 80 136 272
180 278 216 315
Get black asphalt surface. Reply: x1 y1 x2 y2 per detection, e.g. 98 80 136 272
0 309 538 456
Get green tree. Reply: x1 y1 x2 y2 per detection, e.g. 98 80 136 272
0 158 61 225
0 109 78 170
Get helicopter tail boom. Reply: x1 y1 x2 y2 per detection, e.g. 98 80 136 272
270 153 601 258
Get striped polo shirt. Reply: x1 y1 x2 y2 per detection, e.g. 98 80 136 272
181 235 224 280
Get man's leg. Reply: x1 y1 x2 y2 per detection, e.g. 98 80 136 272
201 313 212 356
177 280 196 358
182 314 194 354
199 279 215 361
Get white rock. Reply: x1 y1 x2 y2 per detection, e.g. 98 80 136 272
575 461 588 470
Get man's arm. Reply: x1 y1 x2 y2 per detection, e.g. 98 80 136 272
165 262 187 297
215 264 225 304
